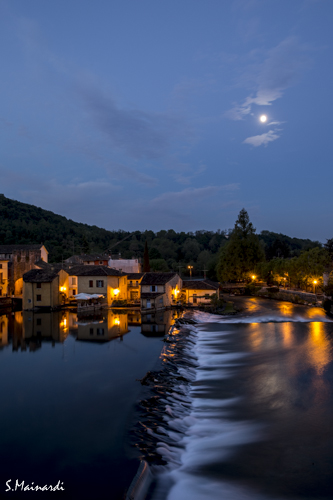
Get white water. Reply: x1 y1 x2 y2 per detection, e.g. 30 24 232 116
151 304 332 500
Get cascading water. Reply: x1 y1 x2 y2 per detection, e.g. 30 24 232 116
133 299 333 500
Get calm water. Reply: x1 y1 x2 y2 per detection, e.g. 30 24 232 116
0 308 177 499
137 299 333 500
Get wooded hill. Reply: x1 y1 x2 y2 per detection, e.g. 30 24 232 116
0 194 322 279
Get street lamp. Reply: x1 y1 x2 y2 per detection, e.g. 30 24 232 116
188 265 193 279
313 280 317 296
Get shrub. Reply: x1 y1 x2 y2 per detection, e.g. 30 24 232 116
322 298 332 314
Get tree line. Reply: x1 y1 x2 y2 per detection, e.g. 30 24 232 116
0 195 327 283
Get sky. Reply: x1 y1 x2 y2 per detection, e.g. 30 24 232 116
0 0 332 241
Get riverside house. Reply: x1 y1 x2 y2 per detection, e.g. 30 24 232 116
68 265 127 305
140 272 182 312
127 272 145 302
0 244 48 296
182 279 219 305
23 268 69 310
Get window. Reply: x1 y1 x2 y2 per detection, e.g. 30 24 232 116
72 277 77 286
150 285 156 292
96 280 104 288
36 283 41 289
136 281 139 286
99 261 103 265
0 264 2 269
96 328 104 335
36 318 42 326
0 289 2 296
89 328 94 336
193 294 197 304
89 280 93 288
36 295 41 302
129 281 133 285
72 289 76 296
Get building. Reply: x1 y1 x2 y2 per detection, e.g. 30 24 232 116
140 272 182 312
108 257 141 273
65 254 109 266
68 265 127 305
0 244 48 296
23 268 69 310
182 279 219 305
127 272 145 302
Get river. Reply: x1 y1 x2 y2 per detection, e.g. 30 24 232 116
0 299 332 500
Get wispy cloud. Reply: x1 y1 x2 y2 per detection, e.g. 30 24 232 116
78 85 191 161
151 184 239 206
227 36 311 120
243 130 280 147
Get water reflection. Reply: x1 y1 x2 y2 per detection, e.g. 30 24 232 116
0 308 178 350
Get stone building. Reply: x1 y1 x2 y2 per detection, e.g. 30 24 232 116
140 272 182 311
0 244 48 296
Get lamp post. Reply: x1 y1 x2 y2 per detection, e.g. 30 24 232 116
188 265 193 279
313 280 317 296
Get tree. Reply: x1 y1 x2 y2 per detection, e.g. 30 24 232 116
217 209 265 282
143 241 150 272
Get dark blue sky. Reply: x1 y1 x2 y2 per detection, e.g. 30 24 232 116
0 0 332 241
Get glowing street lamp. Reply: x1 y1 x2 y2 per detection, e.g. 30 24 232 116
188 266 193 279
251 275 256 281
313 280 318 295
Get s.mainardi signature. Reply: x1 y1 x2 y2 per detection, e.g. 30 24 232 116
5 480 64 492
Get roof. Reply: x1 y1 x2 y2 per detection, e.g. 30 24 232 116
127 273 145 280
182 280 219 291
0 244 47 253
68 265 126 277
65 254 109 264
34 260 71 273
141 272 178 285
23 269 59 283
141 292 165 299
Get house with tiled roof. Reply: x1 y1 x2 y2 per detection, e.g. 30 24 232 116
127 272 145 302
182 279 219 305
68 265 127 305
65 254 109 266
23 268 68 310
140 272 182 311
0 244 48 296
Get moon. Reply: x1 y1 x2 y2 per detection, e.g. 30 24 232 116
260 115 267 123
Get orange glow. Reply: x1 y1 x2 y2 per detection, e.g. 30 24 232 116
59 286 66 292
114 318 120 325
308 322 332 375
113 289 120 296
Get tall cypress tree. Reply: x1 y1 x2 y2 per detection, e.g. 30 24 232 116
143 240 150 272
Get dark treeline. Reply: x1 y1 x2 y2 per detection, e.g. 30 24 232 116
0 195 322 279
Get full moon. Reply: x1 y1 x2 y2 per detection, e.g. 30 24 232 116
260 115 267 123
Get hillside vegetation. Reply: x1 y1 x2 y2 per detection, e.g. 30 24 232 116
0 195 322 279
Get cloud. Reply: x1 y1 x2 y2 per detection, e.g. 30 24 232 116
78 85 191 161
151 184 239 206
227 37 311 120
243 130 280 147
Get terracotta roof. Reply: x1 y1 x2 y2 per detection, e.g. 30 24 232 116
69 265 126 277
141 292 164 299
127 273 145 280
182 280 219 290
0 244 47 253
141 272 178 285
23 269 59 283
